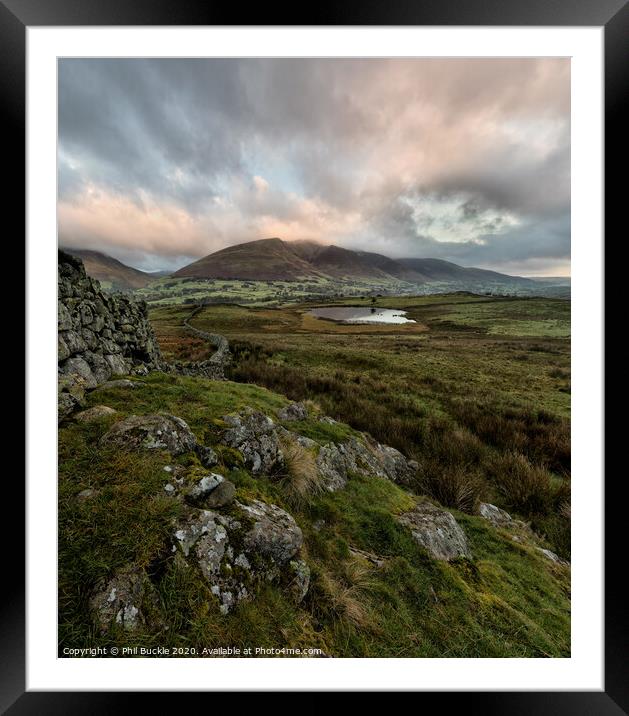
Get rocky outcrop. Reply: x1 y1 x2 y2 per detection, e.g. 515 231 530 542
74 405 117 423
397 501 472 561
315 436 418 491
478 502 513 527
90 565 159 633
536 547 569 565
100 413 217 467
58 250 162 421
173 500 304 614
221 411 285 475
220 408 417 490
240 500 304 564
278 402 309 422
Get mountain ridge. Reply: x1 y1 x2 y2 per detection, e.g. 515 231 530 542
173 237 533 285
61 247 157 290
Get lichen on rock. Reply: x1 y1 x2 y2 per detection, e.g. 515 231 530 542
315 435 417 491
221 410 285 475
278 401 309 422
172 499 306 614
397 501 472 561
100 413 198 454
74 405 117 423
478 502 513 527
90 566 158 633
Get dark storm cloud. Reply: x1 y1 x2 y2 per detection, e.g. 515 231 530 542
58 58 570 275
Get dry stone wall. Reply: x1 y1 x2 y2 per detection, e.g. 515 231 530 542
58 250 163 421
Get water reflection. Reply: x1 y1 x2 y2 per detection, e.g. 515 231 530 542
308 307 416 325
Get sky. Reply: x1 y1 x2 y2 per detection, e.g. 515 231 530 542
58 58 570 276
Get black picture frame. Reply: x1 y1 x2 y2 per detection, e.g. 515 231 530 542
4 0 623 711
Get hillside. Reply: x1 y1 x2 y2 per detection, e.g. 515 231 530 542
61 248 157 290
172 237 531 286
59 373 570 658
57 253 570 658
398 257 533 285
172 238 325 281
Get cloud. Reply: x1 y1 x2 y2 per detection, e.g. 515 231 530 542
58 58 570 275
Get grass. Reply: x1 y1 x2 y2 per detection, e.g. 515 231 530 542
59 370 570 658
277 434 325 508
149 293 570 559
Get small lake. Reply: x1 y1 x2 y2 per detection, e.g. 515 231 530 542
307 306 416 325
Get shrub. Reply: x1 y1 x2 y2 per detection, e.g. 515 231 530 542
487 451 553 515
448 401 570 475
414 463 486 513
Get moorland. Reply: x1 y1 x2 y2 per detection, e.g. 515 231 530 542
58 253 571 658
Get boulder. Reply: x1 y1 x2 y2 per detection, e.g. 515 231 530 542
58 334 70 361
75 405 117 423
185 473 236 508
100 414 198 455
103 356 132 378
240 500 303 564
278 402 308 422
204 480 236 508
99 413 218 467
59 356 98 389
221 411 285 475
316 436 417 491
478 502 513 527
173 499 305 614
83 351 112 384
397 501 472 561
90 566 157 632
60 330 88 356
58 301 73 331
186 473 225 504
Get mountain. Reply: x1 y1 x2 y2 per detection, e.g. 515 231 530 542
173 237 533 286
173 238 324 281
398 258 533 285
61 248 157 290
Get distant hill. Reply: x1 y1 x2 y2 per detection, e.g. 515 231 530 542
173 237 533 286
398 258 533 285
61 248 157 290
173 238 323 281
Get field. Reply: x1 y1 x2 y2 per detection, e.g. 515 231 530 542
151 293 571 557
135 276 570 306
57 291 571 657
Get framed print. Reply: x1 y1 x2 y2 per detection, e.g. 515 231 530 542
4 0 624 710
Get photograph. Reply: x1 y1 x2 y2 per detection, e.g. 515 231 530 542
56 56 574 659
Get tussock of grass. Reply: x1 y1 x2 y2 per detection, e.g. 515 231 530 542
315 557 379 630
487 451 554 515
277 436 323 508
415 464 485 514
